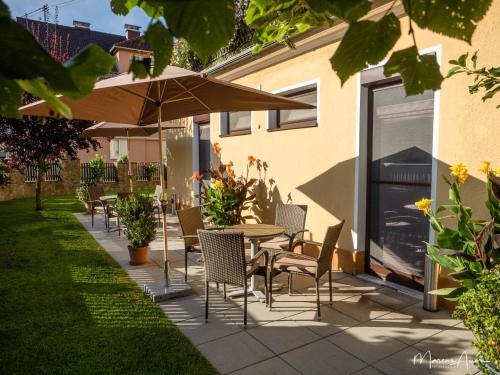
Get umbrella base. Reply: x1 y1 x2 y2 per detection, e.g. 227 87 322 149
143 278 192 302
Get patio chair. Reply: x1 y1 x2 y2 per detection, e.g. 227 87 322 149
177 206 215 283
87 186 107 228
198 230 268 327
106 192 131 236
260 203 308 255
152 185 162 227
268 220 344 320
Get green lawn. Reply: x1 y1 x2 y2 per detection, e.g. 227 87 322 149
0 195 216 375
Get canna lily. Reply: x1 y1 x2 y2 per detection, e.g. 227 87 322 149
479 161 491 174
191 171 203 181
227 168 236 178
213 179 224 189
415 198 432 215
449 163 468 185
212 142 222 153
248 155 256 166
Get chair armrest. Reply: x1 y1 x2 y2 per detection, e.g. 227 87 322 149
273 250 317 263
248 248 269 267
182 234 199 239
286 229 310 251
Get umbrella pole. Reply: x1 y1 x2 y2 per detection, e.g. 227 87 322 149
157 84 169 286
126 130 133 193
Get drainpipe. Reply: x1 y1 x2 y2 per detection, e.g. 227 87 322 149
423 255 439 311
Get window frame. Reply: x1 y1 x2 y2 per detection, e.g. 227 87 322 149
267 79 320 132
110 138 128 159
220 111 252 137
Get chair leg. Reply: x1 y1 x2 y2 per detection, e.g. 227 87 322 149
117 216 121 237
288 273 293 296
205 280 209 323
91 205 94 227
223 283 227 300
216 283 220 291
269 270 273 310
315 278 321 321
184 248 188 282
263 270 268 306
329 269 333 306
243 283 248 328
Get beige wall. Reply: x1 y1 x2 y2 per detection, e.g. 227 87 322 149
114 48 153 74
204 1 500 252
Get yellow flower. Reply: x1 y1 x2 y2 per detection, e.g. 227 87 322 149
213 180 224 189
415 198 432 215
479 161 491 174
493 168 500 176
449 163 468 185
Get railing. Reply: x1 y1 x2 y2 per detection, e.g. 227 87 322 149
80 163 118 183
24 161 61 183
135 162 161 182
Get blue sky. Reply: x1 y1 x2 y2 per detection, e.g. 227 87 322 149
5 0 151 35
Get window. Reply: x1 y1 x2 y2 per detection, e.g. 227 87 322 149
110 138 128 159
268 82 318 130
220 111 251 136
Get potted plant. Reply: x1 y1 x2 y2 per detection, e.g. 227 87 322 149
115 193 156 265
117 154 128 164
89 154 104 183
194 143 257 227
76 183 92 214
143 161 156 180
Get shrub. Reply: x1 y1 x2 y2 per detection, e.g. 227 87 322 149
453 266 500 373
0 158 11 186
76 183 89 203
118 154 128 164
115 194 156 249
89 154 104 181
143 162 156 179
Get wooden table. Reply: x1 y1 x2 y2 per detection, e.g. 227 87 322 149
225 223 284 302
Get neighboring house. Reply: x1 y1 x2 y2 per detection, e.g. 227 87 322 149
18 17 160 164
166 0 500 292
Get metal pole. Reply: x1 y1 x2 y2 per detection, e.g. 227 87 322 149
156 81 169 286
423 255 439 311
126 130 133 193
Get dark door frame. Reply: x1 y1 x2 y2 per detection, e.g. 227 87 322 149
363 79 430 290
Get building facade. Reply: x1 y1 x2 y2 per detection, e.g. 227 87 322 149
169 0 500 291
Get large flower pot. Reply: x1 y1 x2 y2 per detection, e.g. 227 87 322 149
128 245 150 265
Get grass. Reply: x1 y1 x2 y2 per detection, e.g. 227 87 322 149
0 195 216 375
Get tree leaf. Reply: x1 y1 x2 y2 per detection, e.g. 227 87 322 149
16 79 72 119
330 13 401 85
110 0 138 15
428 286 468 300
145 21 173 76
384 46 443 95
164 0 235 62
0 75 22 119
306 0 371 23
403 0 493 44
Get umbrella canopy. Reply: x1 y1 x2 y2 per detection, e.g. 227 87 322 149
19 65 314 291
19 66 314 123
80 121 185 138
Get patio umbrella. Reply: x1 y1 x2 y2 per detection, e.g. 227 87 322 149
19 65 314 299
81 122 185 192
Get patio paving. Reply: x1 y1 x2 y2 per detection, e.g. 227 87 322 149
75 212 478 375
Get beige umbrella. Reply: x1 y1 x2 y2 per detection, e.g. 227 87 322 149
81 122 185 192
20 65 314 297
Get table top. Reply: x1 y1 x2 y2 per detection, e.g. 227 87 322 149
100 195 118 201
225 223 284 240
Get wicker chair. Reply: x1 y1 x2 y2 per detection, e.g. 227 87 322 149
152 185 162 227
198 230 268 327
260 204 308 254
268 221 344 320
105 192 130 235
176 206 211 282
87 186 107 227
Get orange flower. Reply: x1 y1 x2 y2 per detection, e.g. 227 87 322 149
248 155 256 166
227 168 236 178
212 142 222 153
226 160 234 169
190 171 203 181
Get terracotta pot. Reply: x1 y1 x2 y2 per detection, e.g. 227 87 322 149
128 245 150 265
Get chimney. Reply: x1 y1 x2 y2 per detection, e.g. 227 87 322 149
73 20 90 29
124 24 141 40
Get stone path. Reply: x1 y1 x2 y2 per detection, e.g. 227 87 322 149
76 213 478 375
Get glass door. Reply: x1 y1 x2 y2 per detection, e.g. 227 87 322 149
366 82 434 290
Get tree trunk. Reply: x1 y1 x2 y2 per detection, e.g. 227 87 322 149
35 166 45 211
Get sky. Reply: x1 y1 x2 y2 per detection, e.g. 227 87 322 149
5 0 151 36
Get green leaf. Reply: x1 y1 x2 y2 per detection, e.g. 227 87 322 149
0 0 10 17
110 0 137 15
145 21 173 76
0 75 22 118
164 0 235 62
16 79 72 119
330 13 401 85
428 286 468 300
64 44 115 98
306 0 371 22
403 0 493 44
384 46 443 95
128 59 150 79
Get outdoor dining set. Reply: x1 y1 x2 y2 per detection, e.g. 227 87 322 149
86 185 345 327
